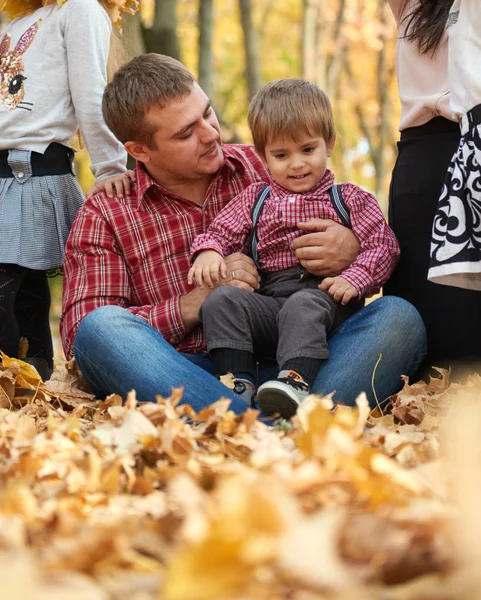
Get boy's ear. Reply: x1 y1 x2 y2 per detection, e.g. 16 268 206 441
327 134 337 157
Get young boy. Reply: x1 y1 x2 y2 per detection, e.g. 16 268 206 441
189 79 400 418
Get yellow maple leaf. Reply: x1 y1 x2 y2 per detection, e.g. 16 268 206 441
0 351 43 386
1 0 139 25
0 0 40 19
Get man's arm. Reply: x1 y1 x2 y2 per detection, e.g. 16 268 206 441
292 219 360 277
61 203 191 359
61 203 260 358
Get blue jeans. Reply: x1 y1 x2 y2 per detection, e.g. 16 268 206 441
73 296 426 414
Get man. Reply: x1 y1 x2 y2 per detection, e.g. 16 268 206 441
61 54 426 413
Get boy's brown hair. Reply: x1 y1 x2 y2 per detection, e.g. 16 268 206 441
247 79 335 157
102 53 195 146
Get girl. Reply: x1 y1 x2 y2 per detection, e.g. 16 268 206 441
0 0 137 378
428 0 481 291
385 0 481 368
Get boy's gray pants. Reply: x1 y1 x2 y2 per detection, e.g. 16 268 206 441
199 266 360 369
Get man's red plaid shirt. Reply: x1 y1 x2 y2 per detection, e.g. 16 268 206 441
61 145 268 359
191 171 400 298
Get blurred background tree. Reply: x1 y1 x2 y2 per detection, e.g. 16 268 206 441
75 0 400 204
0 0 401 359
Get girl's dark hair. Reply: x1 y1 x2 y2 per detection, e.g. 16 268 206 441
402 1 454 55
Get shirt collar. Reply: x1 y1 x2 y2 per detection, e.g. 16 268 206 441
133 147 245 208
222 146 243 172
269 169 335 199
135 162 157 206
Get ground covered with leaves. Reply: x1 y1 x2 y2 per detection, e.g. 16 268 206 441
1 352 481 600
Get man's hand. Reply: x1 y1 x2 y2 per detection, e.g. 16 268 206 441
188 250 227 289
219 253 261 292
86 170 136 199
292 219 360 277
319 276 358 305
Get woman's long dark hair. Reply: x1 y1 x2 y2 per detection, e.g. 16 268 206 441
402 1 454 55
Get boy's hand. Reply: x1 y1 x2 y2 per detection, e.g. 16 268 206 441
86 170 136 199
188 250 227 289
319 276 358 305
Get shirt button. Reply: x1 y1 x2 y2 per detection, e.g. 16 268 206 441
17 171 24 178
289 197 295 203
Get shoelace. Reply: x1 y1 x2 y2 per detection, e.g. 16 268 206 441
280 375 309 392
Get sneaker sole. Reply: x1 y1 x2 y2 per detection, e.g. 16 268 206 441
257 383 300 419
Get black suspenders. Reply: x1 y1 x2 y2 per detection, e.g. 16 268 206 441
248 184 351 269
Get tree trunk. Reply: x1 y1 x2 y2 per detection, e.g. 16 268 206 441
122 12 146 60
374 0 389 201
302 0 319 82
325 0 346 93
198 0 214 98
144 0 180 59
238 0 261 101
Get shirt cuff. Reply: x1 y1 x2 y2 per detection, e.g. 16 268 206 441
149 296 186 347
340 266 375 298
190 239 226 262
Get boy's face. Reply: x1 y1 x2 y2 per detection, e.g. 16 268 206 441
263 133 335 193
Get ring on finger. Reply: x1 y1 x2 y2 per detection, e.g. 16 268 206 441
232 270 236 280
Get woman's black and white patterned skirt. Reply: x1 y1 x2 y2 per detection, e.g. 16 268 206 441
428 104 481 290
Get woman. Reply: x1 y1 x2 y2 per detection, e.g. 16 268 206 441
385 0 481 368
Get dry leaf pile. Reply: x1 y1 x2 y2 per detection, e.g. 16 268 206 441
0 353 480 600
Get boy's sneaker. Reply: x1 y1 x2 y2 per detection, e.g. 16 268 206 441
233 378 256 407
257 370 310 418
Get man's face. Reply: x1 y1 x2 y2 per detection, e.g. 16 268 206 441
139 82 223 187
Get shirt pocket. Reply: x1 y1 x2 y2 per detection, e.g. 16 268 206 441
276 196 303 227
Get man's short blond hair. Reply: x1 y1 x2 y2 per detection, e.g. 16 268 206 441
102 53 195 146
247 79 335 157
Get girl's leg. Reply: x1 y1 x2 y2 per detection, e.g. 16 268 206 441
0 264 25 358
15 269 53 369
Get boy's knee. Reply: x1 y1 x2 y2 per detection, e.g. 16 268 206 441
202 286 245 311
282 288 331 312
